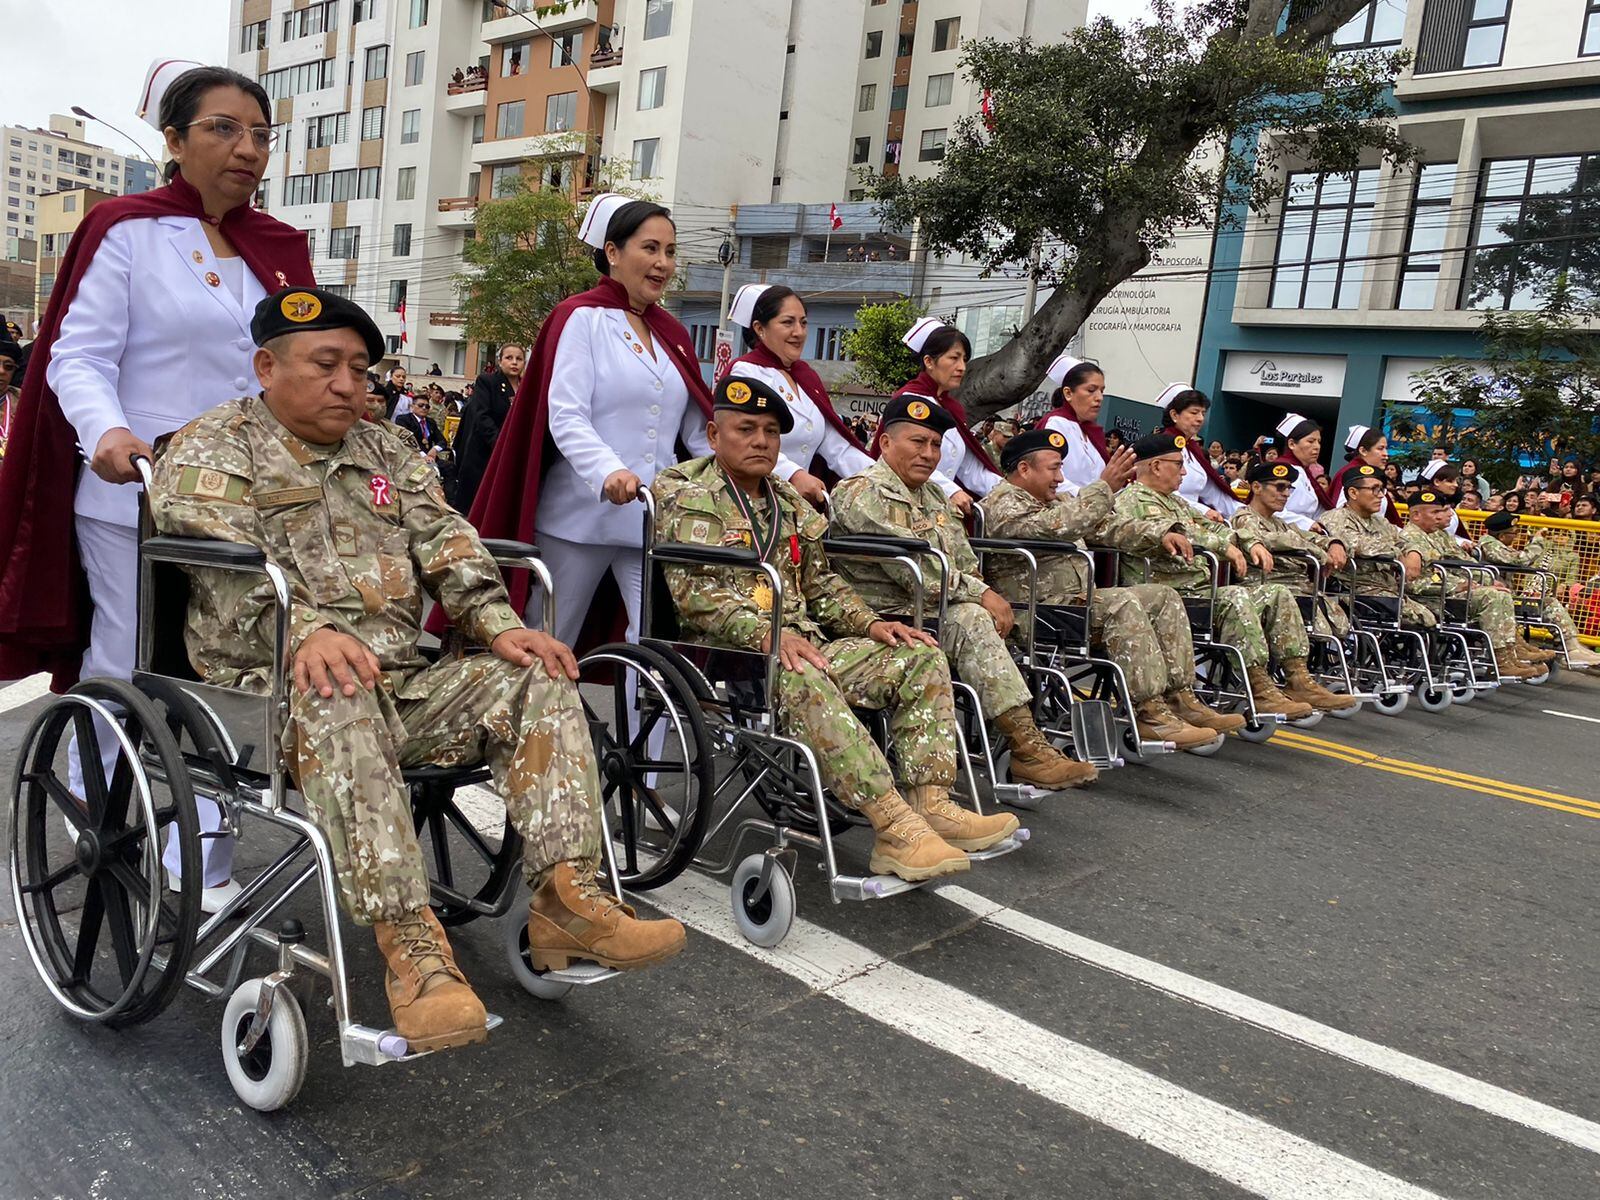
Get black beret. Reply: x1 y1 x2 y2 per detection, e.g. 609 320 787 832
1412 489 1445 507
252 287 385 363
1132 432 1187 462
1484 510 1516 532
1346 463 1383 484
714 374 793 432
880 393 956 436
1000 427 1068 473
1246 460 1299 485
0 338 20 362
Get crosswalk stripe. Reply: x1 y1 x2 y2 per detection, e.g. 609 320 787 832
935 884 1600 1157
0 673 52 716
654 872 1448 1200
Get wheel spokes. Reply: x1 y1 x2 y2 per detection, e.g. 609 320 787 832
70 711 110 826
70 885 106 986
426 808 454 887
439 801 502 866
101 877 140 988
38 772 90 828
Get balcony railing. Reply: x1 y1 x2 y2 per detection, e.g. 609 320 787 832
589 46 622 69
428 312 466 326
438 196 477 212
446 75 488 96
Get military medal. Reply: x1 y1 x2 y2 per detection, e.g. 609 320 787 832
723 474 783 606
369 475 393 507
752 580 775 611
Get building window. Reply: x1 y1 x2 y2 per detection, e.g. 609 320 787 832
404 51 425 86
545 92 577 132
261 58 337 99
388 279 408 312
321 284 353 299
401 109 422 144
239 20 267 52
1269 168 1378 309
359 166 380 198
1416 0 1510 73
933 17 960 51
1462 153 1600 310
471 113 485 144
329 226 360 259
282 1 337 41
305 112 349 149
409 0 429 28
352 0 373 21
926 72 954 107
393 223 412 256
1331 1 1407 50
361 106 385 140
551 32 581 68
638 67 666 111
489 164 521 196
1395 163 1457 310
865 30 882 58
396 166 417 200
1583 0 1600 55
918 128 947 162
749 235 789 269
364 45 389 80
643 0 673 39
496 99 525 138
889 84 908 111
687 323 717 360
853 136 871 165
814 327 852 362
631 137 661 179
858 83 877 112
502 40 528 76
386 335 402 354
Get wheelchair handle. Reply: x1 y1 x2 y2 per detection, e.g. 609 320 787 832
141 536 268 570
652 542 761 568
823 534 932 556
480 538 540 561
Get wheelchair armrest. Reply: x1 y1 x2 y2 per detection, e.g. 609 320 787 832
140 536 267 570
652 541 761 568
969 537 1084 557
480 538 540 561
823 534 932 557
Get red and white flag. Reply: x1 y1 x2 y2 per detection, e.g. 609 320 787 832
980 89 996 132
829 202 843 230
397 297 408 346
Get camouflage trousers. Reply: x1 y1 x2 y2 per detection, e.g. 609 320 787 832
1543 597 1585 648
774 638 957 808
1090 584 1196 703
284 654 603 925
1183 583 1308 668
1415 584 1517 648
939 601 1034 718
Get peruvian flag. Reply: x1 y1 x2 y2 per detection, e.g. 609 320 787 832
397 297 408 346
980 89 996 132
829 202 843 230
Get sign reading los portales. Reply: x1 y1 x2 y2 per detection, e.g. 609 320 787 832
1221 351 1346 398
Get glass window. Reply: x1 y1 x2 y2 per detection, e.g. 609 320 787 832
496 99 525 138
814 327 852 362
551 32 581 68
896 31 913 57
853 136 871 165
545 92 577 132
404 51 425 86
865 30 882 58
409 0 428 27
365 45 388 80
471 113 485 145
1584 0 1600 56
858 83 877 112
239 20 268 52
631 137 661 179
306 112 349 149
1269 168 1379 309
393 223 412 255
638 67 667 111
489 164 520 196
396 166 416 200
932 17 960 51
1462 153 1600 310
1331 1 1407 50
401 109 422 144
502 40 528 76
925 73 953 107
361 106 385 140
328 226 360 259
643 0 673 39
352 0 373 20
1396 163 1457 310
388 279 408 311
918 128 947 162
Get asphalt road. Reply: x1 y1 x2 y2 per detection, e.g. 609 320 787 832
3 670 1600 1200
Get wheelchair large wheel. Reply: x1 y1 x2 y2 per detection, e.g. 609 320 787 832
10 679 202 1027
410 768 519 928
580 643 715 891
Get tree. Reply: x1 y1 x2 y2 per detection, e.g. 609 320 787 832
866 0 1413 418
1389 277 1600 484
839 298 925 394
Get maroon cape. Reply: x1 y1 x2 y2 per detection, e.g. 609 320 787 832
1160 423 1234 499
870 371 1000 478
0 171 313 688
1329 458 1404 526
1042 403 1108 462
732 344 865 480
462 275 714 632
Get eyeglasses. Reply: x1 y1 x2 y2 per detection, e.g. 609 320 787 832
182 116 279 152
1346 483 1384 494
1262 481 1293 492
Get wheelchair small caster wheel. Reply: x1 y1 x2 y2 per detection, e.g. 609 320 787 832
1236 720 1275 744
222 979 308 1112
731 853 795 949
1288 709 1324 729
1450 681 1476 703
1372 690 1409 716
1417 685 1452 713
503 913 574 1001
1184 733 1224 757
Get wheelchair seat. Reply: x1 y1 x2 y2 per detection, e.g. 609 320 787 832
1033 604 1089 646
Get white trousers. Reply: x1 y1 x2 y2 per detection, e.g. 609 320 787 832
71 515 234 886
529 533 645 645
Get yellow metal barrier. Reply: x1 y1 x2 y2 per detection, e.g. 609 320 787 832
1456 509 1600 648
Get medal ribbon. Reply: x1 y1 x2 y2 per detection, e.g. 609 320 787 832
724 475 782 564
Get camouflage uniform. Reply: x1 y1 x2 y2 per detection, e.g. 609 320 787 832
1401 520 1516 648
1230 506 1349 637
1319 507 1437 627
1480 532 1587 647
978 479 1196 702
1110 482 1309 668
151 397 601 925
831 459 1031 717
652 455 958 805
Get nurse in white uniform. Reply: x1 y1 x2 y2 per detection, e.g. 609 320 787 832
1157 384 1241 519
1269 412 1333 531
48 62 310 910
888 317 1001 511
726 283 872 506
1038 355 1112 495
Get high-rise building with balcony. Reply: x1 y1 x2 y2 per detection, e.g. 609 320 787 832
2 114 159 264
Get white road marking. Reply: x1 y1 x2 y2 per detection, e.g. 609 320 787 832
654 872 1446 1200
1542 709 1600 725
0 673 52 716
936 884 1600 1157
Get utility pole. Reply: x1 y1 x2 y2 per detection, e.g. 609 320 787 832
1022 243 1041 321
716 203 738 333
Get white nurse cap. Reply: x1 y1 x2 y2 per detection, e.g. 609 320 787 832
1153 382 1192 410
1420 457 1449 480
728 283 775 329
901 316 946 354
1343 424 1371 452
1045 353 1083 389
578 192 633 250
138 58 207 130
1275 411 1310 439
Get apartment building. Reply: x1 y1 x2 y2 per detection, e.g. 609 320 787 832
1195 0 1600 450
3 114 158 263
34 188 119 315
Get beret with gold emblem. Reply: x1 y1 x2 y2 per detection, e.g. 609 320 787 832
880 393 956 436
1000 427 1068 473
714 373 793 432
1411 488 1445 507
252 286 385 363
1246 460 1300 485
1132 432 1187 462
1348 463 1382 482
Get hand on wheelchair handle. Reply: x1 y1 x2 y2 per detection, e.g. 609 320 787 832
948 489 974 517
491 628 580 680
790 469 828 506
868 619 937 649
602 469 642 505
1326 542 1349 571
294 627 382 699
1163 532 1194 562
762 629 830 673
1248 543 1274 575
91 427 155 484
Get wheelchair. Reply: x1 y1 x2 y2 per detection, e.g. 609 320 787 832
8 462 645 1112
1424 557 1532 699
1265 548 1376 724
602 487 1026 951
1475 557 1573 677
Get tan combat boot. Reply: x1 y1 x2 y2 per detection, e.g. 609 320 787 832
1245 665 1314 720
903 784 1019 852
1517 639 1557 665
1165 688 1247 734
374 908 488 1052
1281 657 1361 712
1133 698 1221 751
858 791 970 881
1493 645 1540 679
995 704 1099 790
528 860 687 971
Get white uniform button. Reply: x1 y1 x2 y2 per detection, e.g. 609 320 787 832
805 421 814 432
645 453 655 463
654 379 663 391
233 377 249 390
647 429 657 439
236 337 251 351
650 405 660 415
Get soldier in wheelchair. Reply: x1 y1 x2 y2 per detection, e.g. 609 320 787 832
148 287 685 1053
1477 509 1600 671
977 427 1244 752
652 375 1019 881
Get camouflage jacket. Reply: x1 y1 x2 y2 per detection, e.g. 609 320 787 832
1400 521 1473 597
1320 507 1408 595
1478 531 1543 569
1111 481 1256 592
1231 506 1332 594
978 479 1125 605
150 396 523 691
830 458 991 615
652 455 879 649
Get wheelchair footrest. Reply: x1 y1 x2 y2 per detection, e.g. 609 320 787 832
538 962 620 986
991 782 1060 810
832 874 924 902
341 1014 505 1067
967 831 1029 862
1071 699 1119 770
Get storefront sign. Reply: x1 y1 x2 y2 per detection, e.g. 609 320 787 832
1221 352 1346 397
